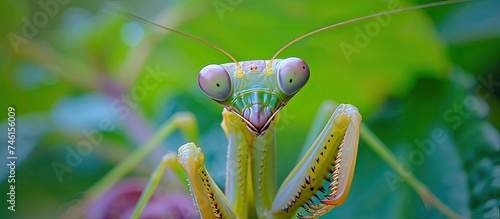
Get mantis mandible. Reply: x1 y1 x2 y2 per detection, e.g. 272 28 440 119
97 1 470 218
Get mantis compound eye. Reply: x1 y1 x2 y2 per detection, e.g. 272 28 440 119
198 64 232 101
277 57 310 95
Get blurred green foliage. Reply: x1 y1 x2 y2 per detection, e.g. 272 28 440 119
0 0 499 218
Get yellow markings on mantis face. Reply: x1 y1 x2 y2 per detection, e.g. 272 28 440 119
235 64 245 78
264 60 274 76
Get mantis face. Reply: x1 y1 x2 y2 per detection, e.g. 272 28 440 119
198 57 310 136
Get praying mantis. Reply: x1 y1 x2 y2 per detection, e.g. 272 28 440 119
81 0 473 218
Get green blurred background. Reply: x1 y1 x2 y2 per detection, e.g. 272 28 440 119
1 0 499 218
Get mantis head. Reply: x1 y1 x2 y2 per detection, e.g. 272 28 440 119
198 58 310 136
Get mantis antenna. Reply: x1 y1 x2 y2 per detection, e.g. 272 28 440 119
120 10 244 77
264 0 471 74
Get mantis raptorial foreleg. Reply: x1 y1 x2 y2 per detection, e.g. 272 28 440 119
177 143 236 219
271 104 361 218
